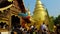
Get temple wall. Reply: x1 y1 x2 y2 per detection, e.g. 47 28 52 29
0 0 25 32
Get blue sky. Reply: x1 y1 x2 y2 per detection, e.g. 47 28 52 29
24 0 60 17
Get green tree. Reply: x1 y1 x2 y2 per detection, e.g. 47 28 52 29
49 16 54 32
54 15 60 25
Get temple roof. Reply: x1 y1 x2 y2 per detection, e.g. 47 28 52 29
0 0 26 13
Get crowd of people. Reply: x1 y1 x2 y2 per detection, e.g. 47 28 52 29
11 23 48 34
11 25 37 34
11 23 60 34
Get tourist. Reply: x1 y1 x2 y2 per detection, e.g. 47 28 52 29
41 22 47 34
56 24 60 34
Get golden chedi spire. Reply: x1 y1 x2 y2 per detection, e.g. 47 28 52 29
32 0 47 29
33 0 47 21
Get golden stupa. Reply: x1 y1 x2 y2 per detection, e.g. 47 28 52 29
32 0 49 30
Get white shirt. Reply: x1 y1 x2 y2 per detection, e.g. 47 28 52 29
41 24 47 31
